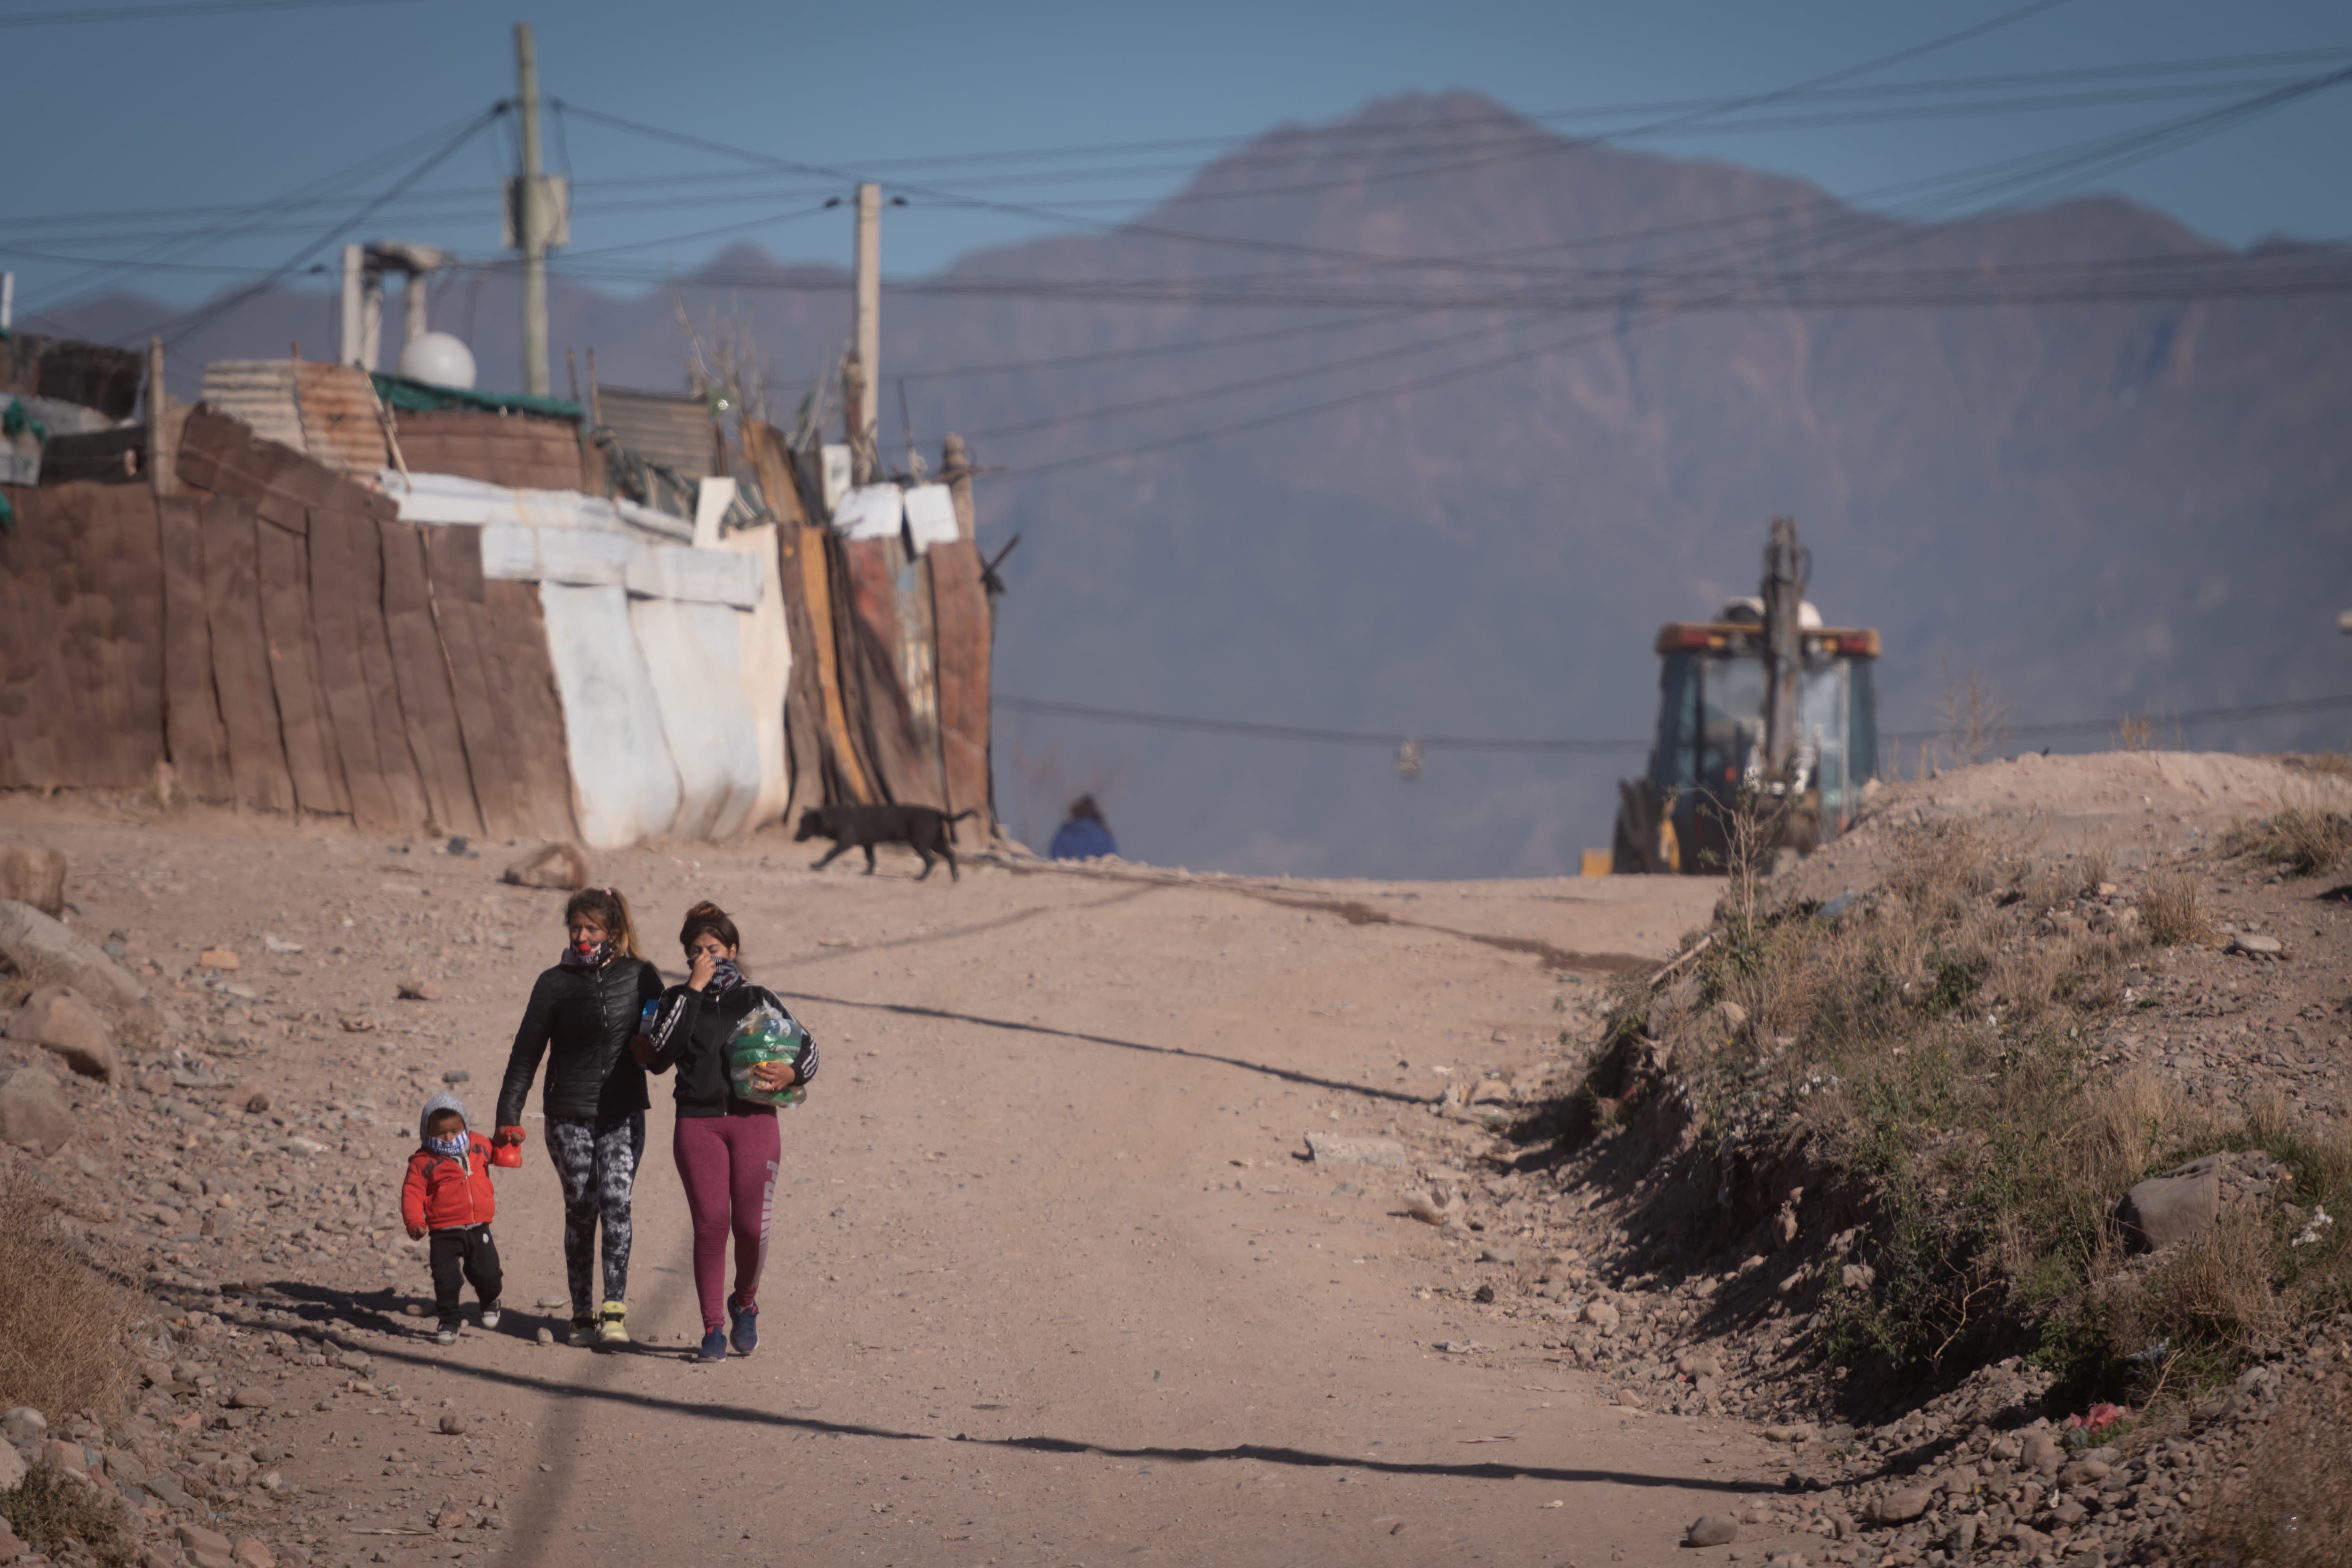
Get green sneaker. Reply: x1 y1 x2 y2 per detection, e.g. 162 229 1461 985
597 1301 629 1345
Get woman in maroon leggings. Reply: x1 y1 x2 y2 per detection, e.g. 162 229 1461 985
640 901 818 1361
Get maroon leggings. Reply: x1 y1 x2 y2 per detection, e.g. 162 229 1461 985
671 1109 780 1332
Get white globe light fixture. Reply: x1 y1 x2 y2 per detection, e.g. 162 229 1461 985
397 331 477 390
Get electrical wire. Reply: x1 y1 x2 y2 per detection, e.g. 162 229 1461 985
995 691 2352 757
0 0 423 25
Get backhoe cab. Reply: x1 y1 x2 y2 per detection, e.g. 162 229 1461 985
1613 518 1880 875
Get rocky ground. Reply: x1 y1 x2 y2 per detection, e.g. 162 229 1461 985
0 750 2344 1568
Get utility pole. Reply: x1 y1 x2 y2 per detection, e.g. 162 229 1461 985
850 181 881 481
515 23 549 397
1759 516 1809 786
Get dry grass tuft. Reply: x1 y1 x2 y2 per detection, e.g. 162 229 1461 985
0 1461 134 1568
0 1170 136 1420
2106 1206 2286 1364
2230 803 2352 878
2140 874 2217 947
2189 1373 2352 1568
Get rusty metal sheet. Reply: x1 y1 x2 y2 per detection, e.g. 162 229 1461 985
480 578 580 844
926 540 993 843
771 524 838 815
294 362 391 475
255 516 350 815
0 486 79 789
421 525 523 840
199 361 306 453
836 536 942 809
0 331 143 422
377 518 484 837
304 501 402 831
597 386 715 481
157 495 233 801
393 410 581 491
342 508 431 828
199 497 296 812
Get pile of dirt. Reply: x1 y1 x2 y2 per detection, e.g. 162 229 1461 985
1362 751 2352 1566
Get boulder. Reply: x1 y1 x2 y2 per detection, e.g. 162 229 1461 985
0 1435 22 1491
0 846 66 917
5 985 119 1082
1305 1133 1406 1167
1684 1513 1740 1547
502 842 590 891
0 900 144 1007
0 1068 73 1155
1582 1300 1620 1331
2116 1155 2224 1251
1868 1486 1935 1524
2019 1429 2064 1475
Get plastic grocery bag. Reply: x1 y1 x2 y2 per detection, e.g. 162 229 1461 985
727 997 809 1107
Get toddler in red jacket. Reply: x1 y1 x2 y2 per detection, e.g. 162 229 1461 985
401 1091 504 1345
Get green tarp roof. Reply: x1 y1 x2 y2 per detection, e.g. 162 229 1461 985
371 374 581 422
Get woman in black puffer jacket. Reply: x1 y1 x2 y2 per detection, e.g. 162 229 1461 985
494 886 664 1347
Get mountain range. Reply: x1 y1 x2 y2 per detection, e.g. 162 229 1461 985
42 92 2352 878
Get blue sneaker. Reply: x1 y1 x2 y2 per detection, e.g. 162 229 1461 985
728 1294 759 1358
696 1327 728 1362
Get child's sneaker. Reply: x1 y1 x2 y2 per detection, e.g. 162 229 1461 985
695 1327 728 1362
435 1318 461 1346
597 1301 628 1345
478 1300 502 1331
566 1315 597 1347
727 1293 758 1358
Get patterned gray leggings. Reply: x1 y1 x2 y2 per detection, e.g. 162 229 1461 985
545 1113 644 1315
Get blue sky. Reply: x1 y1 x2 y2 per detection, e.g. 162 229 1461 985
4 0 2347 323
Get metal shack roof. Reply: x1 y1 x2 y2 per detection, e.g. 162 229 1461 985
199 360 388 474
597 387 714 481
0 331 144 422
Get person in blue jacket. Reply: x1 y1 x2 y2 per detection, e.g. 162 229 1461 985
1049 796 1118 860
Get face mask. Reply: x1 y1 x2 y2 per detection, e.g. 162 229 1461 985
562 935 611 969
427 1132 468 1160
707 957 741 995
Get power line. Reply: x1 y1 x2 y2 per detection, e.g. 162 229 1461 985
996 692 2352 758
0 0 422 26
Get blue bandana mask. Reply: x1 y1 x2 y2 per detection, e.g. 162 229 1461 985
707 957 741 996
427 1132 468 1160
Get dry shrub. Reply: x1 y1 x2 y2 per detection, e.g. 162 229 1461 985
0 1462 133 1568
2141 874 2217 947
2230 804 2352 877
2244 1087 2291 1145
2106 1206 2286 1364
2115 714 2155 752
2189 1372 2352 1568
0 1170 135 1419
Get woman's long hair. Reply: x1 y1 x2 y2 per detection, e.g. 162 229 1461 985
563 886 646 962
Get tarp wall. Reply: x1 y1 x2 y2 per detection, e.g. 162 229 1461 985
540 582 682 849
720 524 793 830
629 597 763 841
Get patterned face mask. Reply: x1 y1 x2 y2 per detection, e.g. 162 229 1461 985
562 935 611 969
427 1131 468 1160
707 957 741 996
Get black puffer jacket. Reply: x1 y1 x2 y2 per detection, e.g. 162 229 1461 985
495 956 665 1128
645 981 819 1118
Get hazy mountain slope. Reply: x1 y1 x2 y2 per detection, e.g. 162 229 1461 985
46 92 2352 877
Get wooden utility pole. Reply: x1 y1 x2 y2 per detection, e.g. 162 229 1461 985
942 433 975 539
516 23 550 397
145 337 171 497
850 181 881 480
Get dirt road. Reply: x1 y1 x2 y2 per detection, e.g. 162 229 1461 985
0 798 1846 1567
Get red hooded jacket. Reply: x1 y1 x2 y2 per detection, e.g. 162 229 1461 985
401 1133 497 1233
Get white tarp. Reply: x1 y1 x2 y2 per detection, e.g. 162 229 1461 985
479 521 760 608
629 598 763 841
382 470 691 541
902 484 961 551
538 582 682 849
621 542 762 609
834 483 904 541
720 525 793 828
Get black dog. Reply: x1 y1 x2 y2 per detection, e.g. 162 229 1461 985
795 804 979 882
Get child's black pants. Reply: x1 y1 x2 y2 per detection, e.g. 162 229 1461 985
429 1224 502 1319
